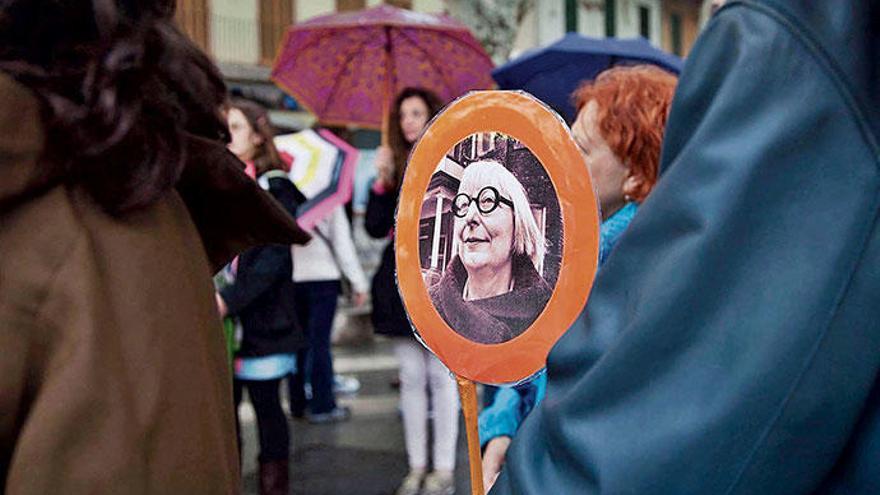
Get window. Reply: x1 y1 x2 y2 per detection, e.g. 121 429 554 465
639 5 651 39
175 0 209 52
670 13 682 56
419 211 454 272
336 0 366 12
565 0 578 33
260 0 294 66
605 0 616 37
384 0 412 9
419 217 434 270
479 133 497 154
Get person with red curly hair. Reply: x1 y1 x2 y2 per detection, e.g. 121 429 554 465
570 64 677 221
479 65 677 491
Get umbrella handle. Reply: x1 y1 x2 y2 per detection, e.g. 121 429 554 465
382 25 392 147
382 100 390 146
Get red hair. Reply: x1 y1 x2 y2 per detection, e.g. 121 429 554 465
572 65 677 202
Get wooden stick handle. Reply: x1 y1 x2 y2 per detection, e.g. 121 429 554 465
456 376 485 495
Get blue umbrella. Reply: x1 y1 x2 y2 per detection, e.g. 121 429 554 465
492 33 683 123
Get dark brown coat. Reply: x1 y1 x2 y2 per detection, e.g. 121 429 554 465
0 73 308 493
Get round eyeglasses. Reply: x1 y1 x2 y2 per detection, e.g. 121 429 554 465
451 186 514 218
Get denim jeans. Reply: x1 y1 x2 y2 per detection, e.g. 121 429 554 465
289 280 340 415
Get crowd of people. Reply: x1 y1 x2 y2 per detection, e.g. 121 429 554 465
2 0 879 495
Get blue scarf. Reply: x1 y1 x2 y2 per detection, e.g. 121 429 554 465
599 202 638 266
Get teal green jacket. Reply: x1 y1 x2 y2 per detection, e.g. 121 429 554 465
492 1 880 493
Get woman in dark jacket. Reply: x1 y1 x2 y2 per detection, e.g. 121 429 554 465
217 100 307 495
365 87 443 339
366 87 460 495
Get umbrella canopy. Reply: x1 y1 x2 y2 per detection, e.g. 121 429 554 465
273 129 358 230
492 33 683 123
271 4 495 130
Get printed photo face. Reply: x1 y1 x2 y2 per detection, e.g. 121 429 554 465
396 90 600 384
417 132 563 345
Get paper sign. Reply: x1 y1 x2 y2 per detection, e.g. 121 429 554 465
396 91 600 385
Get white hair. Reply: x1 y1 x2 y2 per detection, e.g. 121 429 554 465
457 160 546 269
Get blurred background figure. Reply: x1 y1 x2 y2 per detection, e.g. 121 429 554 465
480 65 678 491
288 202 369 423
227 99 294 178
219 99 308 495
366 87 460 495
0 1 308 493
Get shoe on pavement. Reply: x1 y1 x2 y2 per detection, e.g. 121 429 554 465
422 470 455 495
395 469 425 495
333 374 361 395
306 406 351 424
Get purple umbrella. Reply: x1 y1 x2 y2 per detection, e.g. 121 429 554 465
271 4 495 135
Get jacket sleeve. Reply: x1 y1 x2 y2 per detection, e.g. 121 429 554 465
364 183 397 239
493 3 880 494
328 208 369 293
220 179 300 315
479 387 522 447
268 176 307 217
479 374 547 447
219 244 291 317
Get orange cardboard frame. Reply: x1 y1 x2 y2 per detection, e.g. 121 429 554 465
396 91 600 384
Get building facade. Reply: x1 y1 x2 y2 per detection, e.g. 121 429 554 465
173 0 708 126
511 0 709 59
175 0 711 72
175 0 443 129
176 0 444 70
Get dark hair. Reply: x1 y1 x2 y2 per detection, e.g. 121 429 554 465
0 0 228 215
388 87 443 190
226 98 286 177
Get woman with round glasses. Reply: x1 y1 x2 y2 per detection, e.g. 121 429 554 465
429 160 552 345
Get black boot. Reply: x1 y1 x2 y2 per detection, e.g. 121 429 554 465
259 459 289 495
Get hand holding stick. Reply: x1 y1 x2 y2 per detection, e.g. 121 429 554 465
482 436 512 492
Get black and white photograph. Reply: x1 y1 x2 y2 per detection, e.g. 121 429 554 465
419 132 562 344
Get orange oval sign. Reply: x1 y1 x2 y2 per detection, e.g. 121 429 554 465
396 91 600 384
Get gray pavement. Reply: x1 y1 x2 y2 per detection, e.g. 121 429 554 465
238 337 475 495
